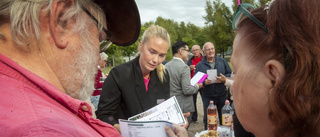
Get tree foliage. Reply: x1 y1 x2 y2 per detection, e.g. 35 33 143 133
105 0 267 64
203 0 233 58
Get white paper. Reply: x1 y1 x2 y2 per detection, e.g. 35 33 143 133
190 71 206 86
119 119 173 137
128 96 186 125
207 69 217 83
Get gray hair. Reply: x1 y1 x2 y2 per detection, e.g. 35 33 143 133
0 0 106 45
192 45 201 50
202 42 215 51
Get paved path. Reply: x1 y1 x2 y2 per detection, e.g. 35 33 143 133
187 93 204 137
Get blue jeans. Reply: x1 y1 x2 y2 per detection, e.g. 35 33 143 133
90 95 100 111
201 95 226 130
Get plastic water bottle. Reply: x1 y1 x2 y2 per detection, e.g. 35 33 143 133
222 100 233 127
207 100 217 130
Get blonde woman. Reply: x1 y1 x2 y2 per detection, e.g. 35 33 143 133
97 25 171 132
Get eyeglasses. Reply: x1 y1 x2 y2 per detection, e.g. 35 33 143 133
191 49 200 52
81 6 114 53
204 48 214 52
181 48 189 52
232 3 268 32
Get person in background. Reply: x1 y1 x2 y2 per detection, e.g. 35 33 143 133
99 52 108 77
89 52 109 115
93 52 108 96
0 0 186 136
195 42 232 130
97 25 172 132
231 0 320 136
187 44 204 122
165 41 203 128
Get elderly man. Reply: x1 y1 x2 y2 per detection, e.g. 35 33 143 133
0 0 186 136
187 44 204 122
195 42 232 130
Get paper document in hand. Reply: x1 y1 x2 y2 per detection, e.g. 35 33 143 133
119 119 173 137
190 71 208 86
128 96 186 125
207 69 217 83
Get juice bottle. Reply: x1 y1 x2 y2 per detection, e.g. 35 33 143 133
207 100 217 130
222 100 233 127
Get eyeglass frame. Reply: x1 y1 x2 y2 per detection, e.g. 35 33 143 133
181 48 189 52
191 49 200 52
204 47 215 52
232 3 268 32
81 6 114 53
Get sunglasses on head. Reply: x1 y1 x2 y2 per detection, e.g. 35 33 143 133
232 3 268 32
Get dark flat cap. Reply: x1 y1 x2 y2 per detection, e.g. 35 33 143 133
94 0 141 46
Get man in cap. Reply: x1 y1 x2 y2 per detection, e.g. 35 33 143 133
0 0 186 136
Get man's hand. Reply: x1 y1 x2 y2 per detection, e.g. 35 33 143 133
204 79 213 85
181 112 190 128
165 124 188 137
196 83 203 89
114 124 121 133
189 65 195 71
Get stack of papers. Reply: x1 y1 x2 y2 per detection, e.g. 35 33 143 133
119 96 185 137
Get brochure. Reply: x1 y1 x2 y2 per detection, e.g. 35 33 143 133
190 71 208 86
119 119 173 137
128 96 185 124
119 96 185 137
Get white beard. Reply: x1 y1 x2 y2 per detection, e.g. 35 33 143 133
59 28 99 101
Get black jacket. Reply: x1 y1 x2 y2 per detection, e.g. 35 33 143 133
96 56 170 125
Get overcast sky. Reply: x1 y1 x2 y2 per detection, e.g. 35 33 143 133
135 0 234 27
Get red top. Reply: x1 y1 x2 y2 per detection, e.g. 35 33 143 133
93 68 104 96
191 55 202 77
144 77 150 92
0 54 121 137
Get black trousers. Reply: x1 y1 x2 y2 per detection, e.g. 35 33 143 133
191 92 198 121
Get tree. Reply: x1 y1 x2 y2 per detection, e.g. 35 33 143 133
177 22 191 41
112 47 126 67
232 0 267 13
182 37 197 50
203 0 233 57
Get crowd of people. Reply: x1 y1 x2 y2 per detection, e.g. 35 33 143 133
1 0 320 137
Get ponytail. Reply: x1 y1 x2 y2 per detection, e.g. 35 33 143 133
156 63 166 83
